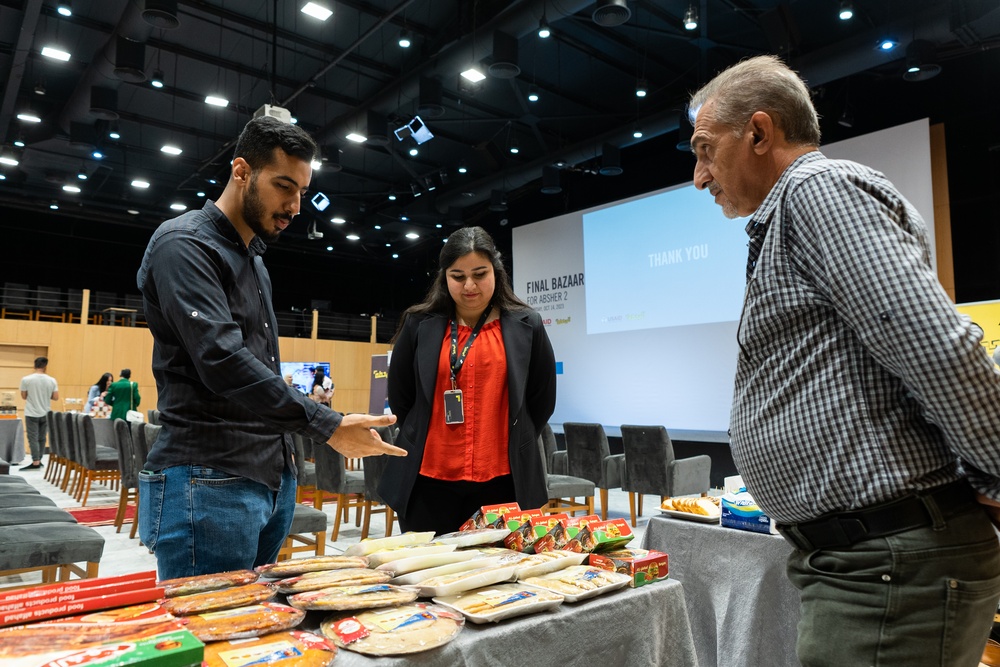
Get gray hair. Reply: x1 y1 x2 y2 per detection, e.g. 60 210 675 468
689 55 821 146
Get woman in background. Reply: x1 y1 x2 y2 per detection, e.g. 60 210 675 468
382 226 557 535
84 372 113 414
311 367 334 407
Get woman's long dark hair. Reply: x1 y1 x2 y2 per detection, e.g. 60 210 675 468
312 367 327 389
95 372 113 392
395 226 529 339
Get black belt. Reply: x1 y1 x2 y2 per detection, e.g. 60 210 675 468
776 479 977 551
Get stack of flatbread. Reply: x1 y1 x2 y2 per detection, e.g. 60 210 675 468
162 583 276 616
320 602 464 656
158 570 259 597
660 496 721 517
179 601 305 641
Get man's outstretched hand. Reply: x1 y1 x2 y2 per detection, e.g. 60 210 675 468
325 413 406 459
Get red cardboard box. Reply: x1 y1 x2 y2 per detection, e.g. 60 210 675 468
589 548 669 587
565 518 634 553
460 503 521 530
0 571 156 608
498 508 545 532
533 514 601 553
503 514 568 553
0 586 165 628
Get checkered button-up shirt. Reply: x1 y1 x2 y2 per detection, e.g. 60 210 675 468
730 151 1000 524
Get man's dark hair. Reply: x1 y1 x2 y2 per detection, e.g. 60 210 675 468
233 116 318 170
34 356 48 369
120 368 131 379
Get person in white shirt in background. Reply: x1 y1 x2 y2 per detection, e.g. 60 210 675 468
19 356 59 469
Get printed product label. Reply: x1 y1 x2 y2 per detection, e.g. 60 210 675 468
218 640 303 667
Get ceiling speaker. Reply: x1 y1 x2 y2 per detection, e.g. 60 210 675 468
488 31 520 79
113 36 147 83
88 86 119 121
142 0 180 29
599 143 623 176
593 0 630 27
541 165 562 194
366 111 390 147
417 77 445 118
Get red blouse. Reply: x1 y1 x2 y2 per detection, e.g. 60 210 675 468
421 318 511 481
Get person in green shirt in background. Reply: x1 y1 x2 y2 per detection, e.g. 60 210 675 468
105 368 141 421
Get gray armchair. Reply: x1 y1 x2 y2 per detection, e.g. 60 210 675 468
538 424 595 516
539 423 567 475
312 438 366 541
620 424 711 526
562 422 625 520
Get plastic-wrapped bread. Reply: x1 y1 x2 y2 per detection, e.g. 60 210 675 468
391 556 505 586
415 563 518 597
162 583 276 616
432 583 564 624
364 544 456 568
342 532 436 557
275 569 392 595
513 550 588 580
320 603 464 656
521 565 631 602
178 602 305 641
158 569 259 597
374 550 480 575
287 584 418 611
433 528 510 548
255 556 369 578
202 630 337 667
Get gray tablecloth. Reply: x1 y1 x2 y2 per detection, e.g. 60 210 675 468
642 515 801 667
326 578 699 666
0 419 25 464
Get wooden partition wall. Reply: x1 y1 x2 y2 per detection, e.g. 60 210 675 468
0 319 389 419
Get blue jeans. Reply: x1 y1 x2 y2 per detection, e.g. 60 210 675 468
138 464 296 580
787 504 1000 667
24 415 47 462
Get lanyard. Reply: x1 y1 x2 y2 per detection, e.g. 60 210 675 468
449 305 492 390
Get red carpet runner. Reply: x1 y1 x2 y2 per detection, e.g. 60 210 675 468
66 505 135 527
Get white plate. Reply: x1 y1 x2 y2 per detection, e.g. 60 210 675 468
416 564 518 598
432 583 564 624
659 508 720 523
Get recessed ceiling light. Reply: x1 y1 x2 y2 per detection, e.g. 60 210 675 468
170 203 187 211
460 68 486 83
49 202 59 210
13 140 25 148
346 234 360 241
197 191 206 197
131 179 150 189
392 253 399 259
385 243 391 247
62 184 80 193
400 215 409 221
633 127 643 138
435 223 443 229
92 150 104 159
41 46 71 61
398 29 412 48
127 209 140 215
301 2 332 20
16 113 41 123
204 95 229 107
208 178 217 185
160 145 182 155
326 245 333 251
56 2 72 17
408 147 418 156
0 174 6 180
375 225 382 230
345 132 367 143
878 39 898 51
331 216 346 224
405 232 419 240
0 156 17 166
77 169 87 180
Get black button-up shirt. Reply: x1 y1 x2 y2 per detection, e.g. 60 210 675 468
137 200 341 489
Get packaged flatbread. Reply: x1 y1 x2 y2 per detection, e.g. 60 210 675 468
255 556 369 578
513 550 589 580
416 563 518 598
433 583 564 624
522 565 631 602
158 569 259 597
433 528 510 548
391 556 504 586
275 568 392 595
343 531 436 557
287 584 418 611
162 582 276 616
320 602 464 656
177 601 305 642
375 549 479 575
365 544 456 568
202 629 336 667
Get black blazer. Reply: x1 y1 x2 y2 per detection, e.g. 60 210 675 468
379 307 557 519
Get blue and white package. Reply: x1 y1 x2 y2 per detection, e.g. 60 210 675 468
720 492 778 535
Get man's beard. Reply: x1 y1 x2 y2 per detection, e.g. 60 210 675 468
243 175 282 243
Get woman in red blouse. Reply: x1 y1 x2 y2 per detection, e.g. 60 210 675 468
380 226 557 534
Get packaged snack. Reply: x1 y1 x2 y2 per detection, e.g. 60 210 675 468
276 569 392 595
459 503 521 531
375 549 479 575
320 603 463 656
255 556 369 578
178 601 305 642
522 565 631 602
159 569 259 597
503 514 568 553
564 518 634 553
287 584 418 611
533 514 601 553
365 544 455 569
202 629 336 667
162 583 276 616
433 528 510 548
720 492 778 534
342 531 436 557
513 550 588 580
589 548 669 588
415 564 518 598
433 583 564 623
391 556 504 586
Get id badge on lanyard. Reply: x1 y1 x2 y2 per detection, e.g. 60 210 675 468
444 305 492 425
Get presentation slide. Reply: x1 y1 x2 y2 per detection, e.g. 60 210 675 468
512 119 935 434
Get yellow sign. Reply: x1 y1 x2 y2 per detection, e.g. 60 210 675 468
956 300 1000 361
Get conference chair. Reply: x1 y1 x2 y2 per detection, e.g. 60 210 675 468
562 422 625 520
129 422 160 539
312 437 366 542
620 424 712 526
112 419 138 533
72 414 120 506
538 424 595 516
539 422 567 475
291 433 319 506
358 425 398 539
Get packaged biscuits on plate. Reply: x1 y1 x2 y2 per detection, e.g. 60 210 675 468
374 549 479 575
522 565 632 602
177 601 305 642
255 555 369 578
365 543 456 569
321 602 464 656
342 531 436 557
162 582 277 616
158 569 259 597
202 629 337 667
391 556 505 586
416 563 519 598
432 583 564 623
287 584 419 611
513 550 588 580
275 568 392 595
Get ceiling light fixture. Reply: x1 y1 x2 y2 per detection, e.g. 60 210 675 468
838 1 853 20
408 147 419 156
160 144 182 155
346 234 360 241
331 216 346 224
392 253 399 259
457 161 468 174
398 29 412 48
17 111 41 123
197 191 206 197
131 179 150 189
77 168 88 180
509 141 519 154
683 4 698 30
635 78 648 98
838 108 854 128
460 67 486 83
0 154 19 167
410 182 421 197
49 201 59 210
205 95 229 107
150 69 164 88
537 15 551 39
405 232 420 240
903 39 941 81
170 203 187 211
62 184 80 193
91 150 104 160
527 85 539 102
877 38 898 51
41 46 71 61
0 174 6 181
310 158 321 170
345 132 366 143
633 126 644 139
326 246 333 251
56 1 72 17
34 81 46 96
388 189 397 201
108 122 121 140
300 2 332 21
13 139 25 148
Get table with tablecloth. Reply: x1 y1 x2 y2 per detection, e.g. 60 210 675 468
0 418 25 464
324 578 698 667
642 514 801 667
